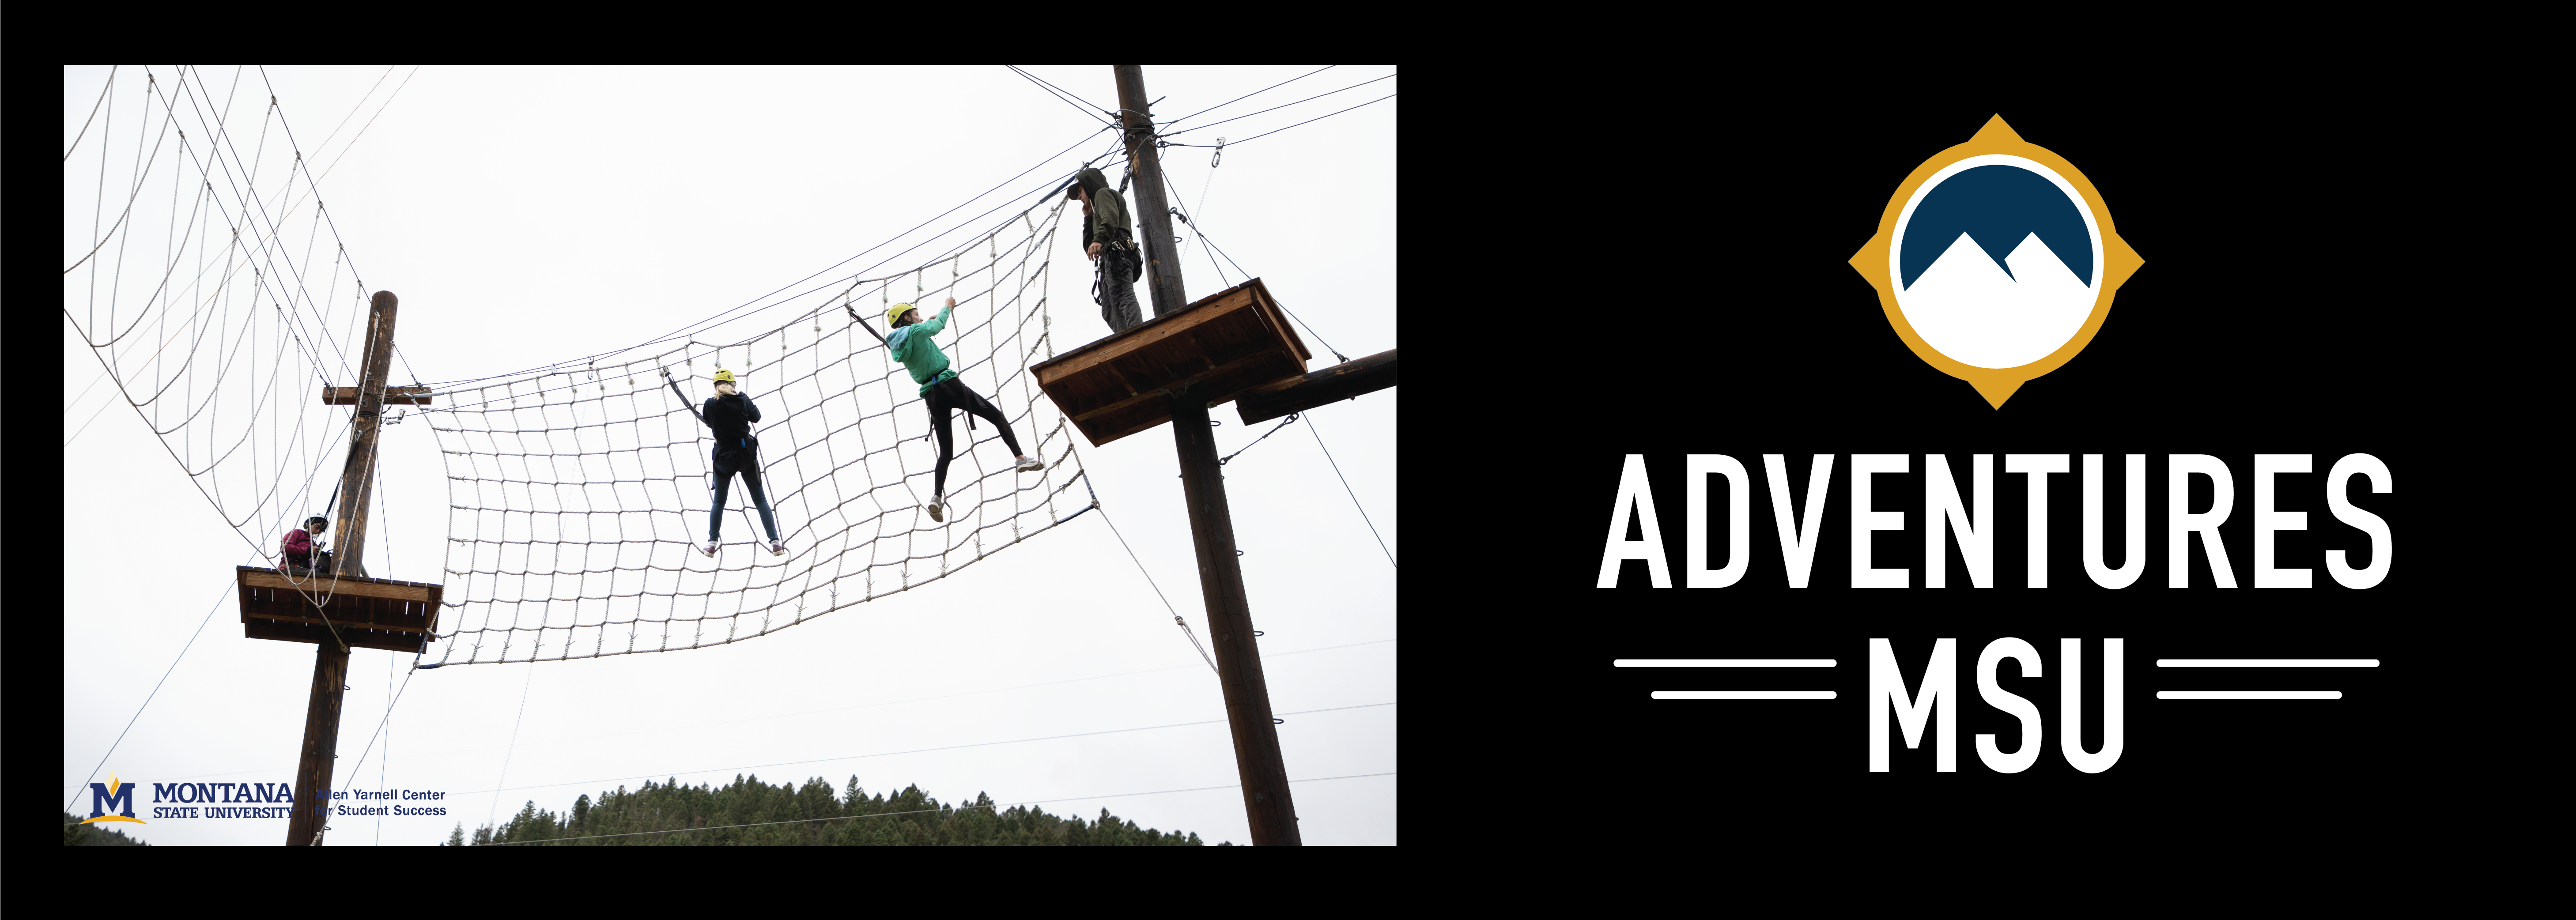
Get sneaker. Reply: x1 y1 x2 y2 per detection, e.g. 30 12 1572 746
699 542 718 558
1013 454 1044 472
927 496 946 522
767 539 787 557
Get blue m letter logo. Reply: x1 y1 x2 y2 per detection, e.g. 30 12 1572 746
85 780 143 824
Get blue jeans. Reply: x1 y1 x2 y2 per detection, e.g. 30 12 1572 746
710 446 780 543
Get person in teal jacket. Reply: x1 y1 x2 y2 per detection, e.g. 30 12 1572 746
874 296 1044 522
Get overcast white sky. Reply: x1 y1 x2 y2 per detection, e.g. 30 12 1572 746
63 64 1395 846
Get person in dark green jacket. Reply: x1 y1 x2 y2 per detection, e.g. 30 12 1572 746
1066 167 1143 335
878 296 1044 522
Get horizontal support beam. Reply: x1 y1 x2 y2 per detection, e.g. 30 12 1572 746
1236 348 1398 424
321 385 435 405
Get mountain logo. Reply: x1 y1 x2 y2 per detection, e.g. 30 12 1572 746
1850 115 2145 408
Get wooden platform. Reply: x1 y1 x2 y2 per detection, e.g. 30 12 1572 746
1032 278 1311 447
237 566 444 653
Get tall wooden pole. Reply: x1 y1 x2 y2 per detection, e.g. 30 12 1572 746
1171 392 1302 845
1115 66 1299 845
286 639 350 846
328 291 400 581
286 290 400 846
1114 65 1189 318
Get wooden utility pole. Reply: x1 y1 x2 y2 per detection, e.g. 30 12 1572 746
328 292 400 581
285 290 401 846
1112 66 1302 845
1114 65 1189 319
1171 392 1302 845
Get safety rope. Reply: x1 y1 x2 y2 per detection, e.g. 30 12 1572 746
1219 413 1298 466
1091 486 1220 676
269 369 401 655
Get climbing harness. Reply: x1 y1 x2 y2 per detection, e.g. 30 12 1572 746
919 375 978 446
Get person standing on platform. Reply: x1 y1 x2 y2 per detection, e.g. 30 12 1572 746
695 369 787 558
1067 167 1144 335
883 296 1044 522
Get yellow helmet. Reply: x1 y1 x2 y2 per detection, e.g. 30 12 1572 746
712 368 735 385
887 303 917 327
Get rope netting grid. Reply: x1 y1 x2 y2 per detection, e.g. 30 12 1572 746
425 198 1094 665
63 65 397 624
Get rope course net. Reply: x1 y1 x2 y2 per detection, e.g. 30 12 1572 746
63 66 1154 667
62 65 393 580
423 199 1091 665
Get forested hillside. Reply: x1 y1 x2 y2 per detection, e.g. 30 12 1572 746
447 774 1221 845
64 813 151 845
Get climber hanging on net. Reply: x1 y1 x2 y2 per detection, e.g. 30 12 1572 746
872 296 1044 523
1067 167 1144 335
665 367 786 558
279 515 334 575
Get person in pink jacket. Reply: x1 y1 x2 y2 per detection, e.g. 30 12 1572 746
280 516 331 573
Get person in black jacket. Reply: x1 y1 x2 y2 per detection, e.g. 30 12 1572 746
696 369 786 558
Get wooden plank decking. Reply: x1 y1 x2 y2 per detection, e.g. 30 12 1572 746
1032 278 1311 447
237 566 445 653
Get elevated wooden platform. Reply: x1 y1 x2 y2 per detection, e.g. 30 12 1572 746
237 566 444 653
1032 278 1311 447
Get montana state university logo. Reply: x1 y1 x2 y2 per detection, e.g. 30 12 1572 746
1851 115 2144 408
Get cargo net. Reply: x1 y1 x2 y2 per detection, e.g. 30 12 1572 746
64 65 410 573
425 200 1090 665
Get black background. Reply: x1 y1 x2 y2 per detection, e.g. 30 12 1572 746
1506 97 2529 855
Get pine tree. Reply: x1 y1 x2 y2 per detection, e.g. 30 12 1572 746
452 775 1212 845
62 813 150 846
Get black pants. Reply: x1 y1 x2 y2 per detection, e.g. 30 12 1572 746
1096 241 1144 334
925 377 1023 497
710 445 780 542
